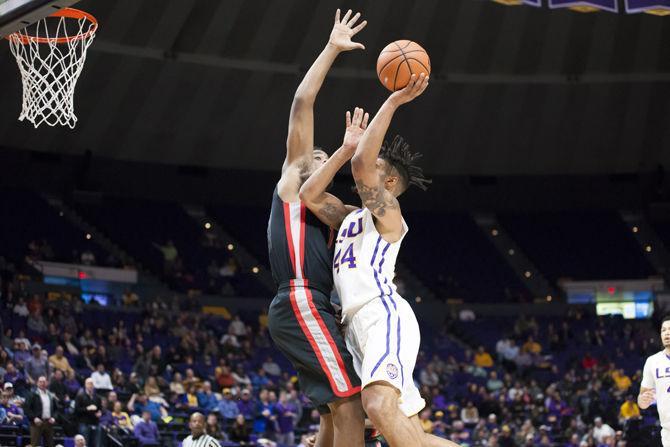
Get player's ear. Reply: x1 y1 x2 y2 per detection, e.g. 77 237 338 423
385 175 398 191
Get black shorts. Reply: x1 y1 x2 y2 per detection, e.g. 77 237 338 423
268 281 361 412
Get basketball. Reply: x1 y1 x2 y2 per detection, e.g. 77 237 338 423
376 40 431 92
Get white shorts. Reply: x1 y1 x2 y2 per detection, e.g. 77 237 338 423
662 427 670 447
345 295 425 417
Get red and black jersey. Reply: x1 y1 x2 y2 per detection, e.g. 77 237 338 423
267 187 335 291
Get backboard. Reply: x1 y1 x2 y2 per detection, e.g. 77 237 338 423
0 0 80 37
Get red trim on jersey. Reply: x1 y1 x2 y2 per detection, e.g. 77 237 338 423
303 282 356 391
283 203 359 398
283 202 297 276
327 227 335 249
288 281 339 394
299 204 306 275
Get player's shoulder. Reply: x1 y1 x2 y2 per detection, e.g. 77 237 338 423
646 350 666 363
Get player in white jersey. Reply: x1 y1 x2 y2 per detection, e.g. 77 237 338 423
639 316 670 446
301 74 459 447
181 413 222 447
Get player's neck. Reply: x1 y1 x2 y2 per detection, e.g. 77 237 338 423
664 347 670 357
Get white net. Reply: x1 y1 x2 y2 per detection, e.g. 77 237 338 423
7 9 97 128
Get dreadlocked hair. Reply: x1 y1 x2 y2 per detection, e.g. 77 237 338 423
379 135 432 192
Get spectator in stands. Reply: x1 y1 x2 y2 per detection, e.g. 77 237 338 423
1 390 24 425
582 352 598 370
474 346 494 368
450 420 471 444
13 297 29 317
153 240 178 275
25 375 57 447
418 408 433 433
169 372 185 395
3 363 23 391
220 327 240 350
218 388 240 420
13 340 31 366
78 330 96 349
180 384 201 410
134 410 160 446
48 369 69 404
64 368 81 398
233 364 252 387
80 249 96 266
619 395 640 424
237 388 255 419
24 343 49 385
461 401 480 427
4 382 23 407
148 345 166 376
74 434 87 447
206 412 225 441
229 315 247 337
262 356 281 377
143 376 161 397
27 311 48 334
522 336 542 354
486 371 504 392
111 401 133 433
612 368 632 393
128 393 163 422
122 289 140 307
253 388 276 437
459 309 475 321
592 417 615 444
59 312 78 336
48 346 74 375
420 364 439 387
275 390 298 446
215 365 236 389
197 381 219 412
62 332 79 356
74 378 103 447
219 258 238 279
230 413 251 445
495 337 510 361
90 363 113 391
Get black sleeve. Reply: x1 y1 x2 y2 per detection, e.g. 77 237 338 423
24 393 37 421
74 392 87 416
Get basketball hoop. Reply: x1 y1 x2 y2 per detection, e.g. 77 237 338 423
6 8 98 128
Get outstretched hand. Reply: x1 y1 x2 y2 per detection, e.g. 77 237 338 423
328 9 367 52
389 73 429 106
342 107 369 155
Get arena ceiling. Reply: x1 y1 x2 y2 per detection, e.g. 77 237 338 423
1 0 670 176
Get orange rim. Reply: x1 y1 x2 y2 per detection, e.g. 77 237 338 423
6 8 97 45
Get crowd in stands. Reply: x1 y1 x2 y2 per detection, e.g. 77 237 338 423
411 310 661 446
0 278 318 447
1 273 664 447
0 233 665 447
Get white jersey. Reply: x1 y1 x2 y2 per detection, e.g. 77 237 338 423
642 350 670 440
333 208 408 321
181 434 222 447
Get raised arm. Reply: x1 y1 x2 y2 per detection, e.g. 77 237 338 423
284 9 367 170
300 107 369 229
351 73 429 239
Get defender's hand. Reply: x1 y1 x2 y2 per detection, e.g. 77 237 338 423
305 434 317 447
389 73 429 107
328 9 367 52
342 107 369 155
